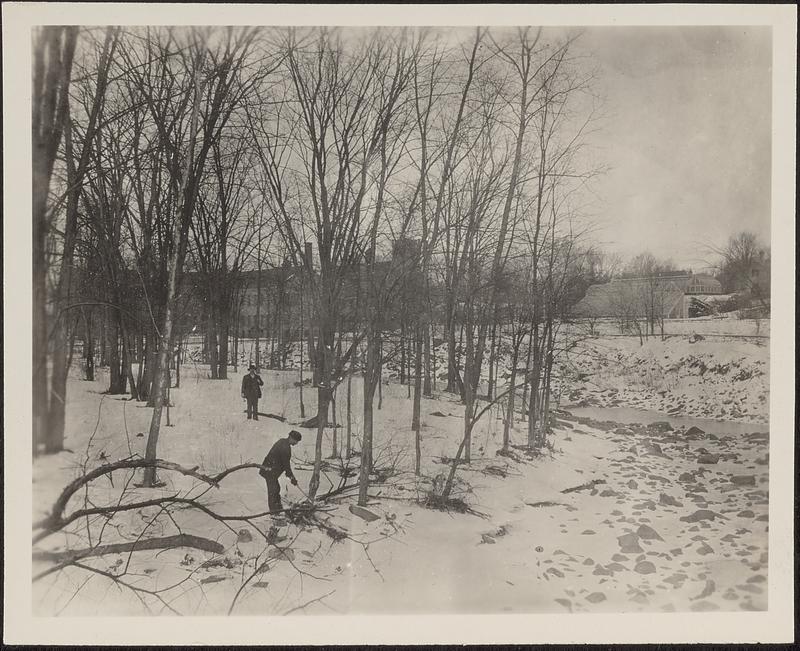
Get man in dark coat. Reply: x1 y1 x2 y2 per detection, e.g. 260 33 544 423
241 365 264 420
259 430 302 513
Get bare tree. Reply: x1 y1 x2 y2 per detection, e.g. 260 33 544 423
625 252 678 338
191 137 263 380
114 27 265 486
249 28 415 500
712 231 770 310
32 26 79 455
40 28 119 454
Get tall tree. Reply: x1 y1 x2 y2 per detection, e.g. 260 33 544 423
250 28 413 499
47 28 120 453
191 137 262 379
32 26 79 455
121 27 264 486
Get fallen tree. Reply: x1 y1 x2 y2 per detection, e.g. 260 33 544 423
32 449 386 616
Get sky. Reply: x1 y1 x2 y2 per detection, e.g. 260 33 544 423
571 26 772 270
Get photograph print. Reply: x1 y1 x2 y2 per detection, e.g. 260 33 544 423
4 2 796 646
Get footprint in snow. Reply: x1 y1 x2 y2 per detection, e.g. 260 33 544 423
586 592 606 604
689 600 721 612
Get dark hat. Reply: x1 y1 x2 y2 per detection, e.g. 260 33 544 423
288 430 302 441
248 364 256 371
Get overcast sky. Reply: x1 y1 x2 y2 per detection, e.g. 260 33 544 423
572 26 772 270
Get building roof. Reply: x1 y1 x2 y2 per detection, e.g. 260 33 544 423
573 276 687 318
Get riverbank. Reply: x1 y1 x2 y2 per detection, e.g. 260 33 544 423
561 333 769 423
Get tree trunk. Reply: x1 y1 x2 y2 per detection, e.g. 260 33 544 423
494 324 502 399
521 325 533 419
441 427 468 500
66 315 79 378
456 319 466 398
145 334 159 406
299 333 306 418
307 384 330 499
232 317 239 375
399 323 406 384
359 386 375 506
175 339 182 390
431 323 437 393
32 26 79 456
47 140 81 452
47 294 74 455
542 350 553 436
406 335 413 399
423 322 432 396
255 249 262 370
142 56 205 486
358 330 381 506
329 391 338 458
32 216 48 453
208 310 218 379
502 336 520 453
99 311 107 367
307 317 334 500
136 333 147 401
346 369 352 458
165 373 172 428
83 308 95 381
527 324 541 447
46 29 115 454
270 309 277 369
445 305 458 394
142 322 176 486
108 315 123 393
487 312 498 400
120 321 137 400
378 342 383 411
412 324 423 475
463 306 474 463
217 319 229 380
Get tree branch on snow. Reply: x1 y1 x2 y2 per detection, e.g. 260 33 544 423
33 534 225 580
34 458 296 539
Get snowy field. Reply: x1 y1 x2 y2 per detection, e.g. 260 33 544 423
32 330 770 616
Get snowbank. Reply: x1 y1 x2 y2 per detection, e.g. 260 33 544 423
561 335 769 423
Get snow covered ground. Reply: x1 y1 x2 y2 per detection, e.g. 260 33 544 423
561 334 769 423
182 317 770 425
32 334 769 615
579 315 769 338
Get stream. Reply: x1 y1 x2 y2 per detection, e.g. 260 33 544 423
563 404 768 437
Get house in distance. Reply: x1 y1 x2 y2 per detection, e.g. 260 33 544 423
574 271 723 321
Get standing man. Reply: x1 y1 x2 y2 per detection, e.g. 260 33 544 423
241 364 264 420
259 430 302 513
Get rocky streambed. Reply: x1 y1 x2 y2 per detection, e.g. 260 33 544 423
539 410 770 612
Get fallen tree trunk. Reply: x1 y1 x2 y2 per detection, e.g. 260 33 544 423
561 478 607 494
32 534 225 582
33 533 225 567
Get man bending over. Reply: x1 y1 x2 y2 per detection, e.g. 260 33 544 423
260 429 302 513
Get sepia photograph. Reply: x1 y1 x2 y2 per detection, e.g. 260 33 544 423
3 2 796 646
